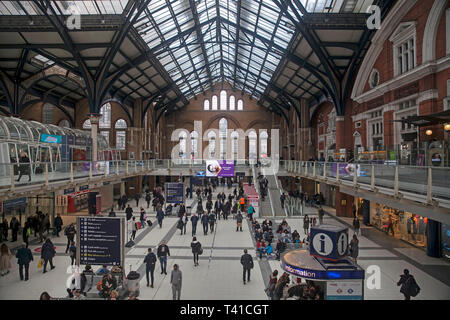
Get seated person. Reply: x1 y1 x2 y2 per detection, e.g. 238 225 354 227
275 239 284 260
256 240 265 259
276 224 284 234
281 230 291 244
264 242 274 258
254 228 263 242
99 273 117 298
96 265 110 275
292 230 300 247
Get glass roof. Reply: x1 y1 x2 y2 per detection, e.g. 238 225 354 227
134 0 296 100
299 0 375 13
0 1 128 15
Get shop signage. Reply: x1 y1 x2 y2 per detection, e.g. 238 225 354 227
195 170 205 177
165 182 184 204
332 163 366 177
40 133 61 144
3 197 27 210
326 281 363 300
64 188 75 195
206 160 235 177
79 185 89 191
281 260 365 281
77 217 123 266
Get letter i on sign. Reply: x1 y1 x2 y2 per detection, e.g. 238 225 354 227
320 235 326 253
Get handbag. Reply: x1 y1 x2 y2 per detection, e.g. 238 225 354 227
37 259 43 269
198 247 203 255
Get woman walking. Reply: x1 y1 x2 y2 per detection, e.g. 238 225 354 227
349 234 359 264
265 270 278 300
41 238 56 273
190 237 202 267
0 243 12 276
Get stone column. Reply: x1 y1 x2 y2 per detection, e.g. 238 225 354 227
89 114 100 161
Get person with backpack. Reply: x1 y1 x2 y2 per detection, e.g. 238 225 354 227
144 248 157 288
54 214 63 237
240 249 254 285
236 211 243 232
157 240 170 275
64 223 76 254
247 204 255 221
145 193 151 209
41 238 56 273
190 237 202 267
68 241 76 266
201 212 209 235
125 205 133 221
16 243 33 281
191 213 199 236
397 269 420 300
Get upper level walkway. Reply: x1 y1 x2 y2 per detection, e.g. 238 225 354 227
0 159 449 224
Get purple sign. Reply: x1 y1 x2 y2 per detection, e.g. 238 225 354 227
206 160 235 177
331 163 361 177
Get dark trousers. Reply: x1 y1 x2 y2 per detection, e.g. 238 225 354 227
136 200 139 207
131 230 136 240
159 256 167 273
146 266 155 286
146 201 150 209
66 237 74 253
17 170 31 182
181 223 186 235
210 222 214 232
19 263 30 280
192 224 197 236
403 293 411 300
243 267 251 282
202 223 208 235
43 258 54 272
70 256 75 265
56 226 61 237
12 230 18 242
158 220 163 228
193 253 199 264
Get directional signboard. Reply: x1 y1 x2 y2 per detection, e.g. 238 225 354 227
165 182 184 204
76 217 124 266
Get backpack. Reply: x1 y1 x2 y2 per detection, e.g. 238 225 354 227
96 280 103 291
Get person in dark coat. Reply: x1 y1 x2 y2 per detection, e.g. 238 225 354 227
397 269 420 300
145 193 151 209
208 212 216 233
121 194 128 210
125 205 133 221
41 238 56 273
16 243 33 281
349 234 359 264
157 241 170 275
108 208 116 217
156 207 164 228
1 219 8 241
64 223 76 253
190 237 202 267
22 219 31 247
68 241 76 266
236 212 243 232
9 217 19 242
54 214 63 237
16 152 31 182
144 248 157 287
135 193 140 207
240 249 254 285
191 213 199 236
201 212 209 235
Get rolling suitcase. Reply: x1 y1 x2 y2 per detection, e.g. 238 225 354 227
125 240 135 247
147 220 153 227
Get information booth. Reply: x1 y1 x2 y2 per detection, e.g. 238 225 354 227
280 224 365 300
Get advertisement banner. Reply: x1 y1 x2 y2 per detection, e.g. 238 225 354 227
206 160 235 177
331 163 366 177
326 281 363 300
165 182 184 204
40 133 62 144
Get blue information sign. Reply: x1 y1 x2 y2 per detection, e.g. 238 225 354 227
3 197 27 210
165 182 184 204
78 217 122 266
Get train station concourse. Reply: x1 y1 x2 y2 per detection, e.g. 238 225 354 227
0 0 449 304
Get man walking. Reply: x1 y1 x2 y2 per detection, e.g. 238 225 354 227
397 269 420 300
144 248 157 288
156 207 165 228
191 213 199 236
145 193 151 209
201 212 209 235
170 264 182 300
54 214 63 237
240 249 254 285
64 223 76 253
15 243 33 281
10 217 19 242
280 193 285 209
125 205 133 221
318 206 325 225
208 211 216 233
157 240 170 275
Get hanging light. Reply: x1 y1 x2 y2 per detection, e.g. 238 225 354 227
425 129 433 136
444 124 450 131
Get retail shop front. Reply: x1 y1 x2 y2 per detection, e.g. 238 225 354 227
369 202 443 258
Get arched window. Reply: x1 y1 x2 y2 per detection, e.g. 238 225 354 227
99 103 111 129
220 90 227 110
42 103 54 124
178 131 187 158
82 119 91 129
204 99 210 110
190 131 198 159
207 131 216 157
58 119 70 128
237 99 243 111
211 95 218 110
229 95 235 110
231 131 239 159
115 119 127 150
248 130 257 160
219 118 227 159
260 130 268 158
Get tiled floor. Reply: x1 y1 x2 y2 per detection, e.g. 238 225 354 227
0 192 449 300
